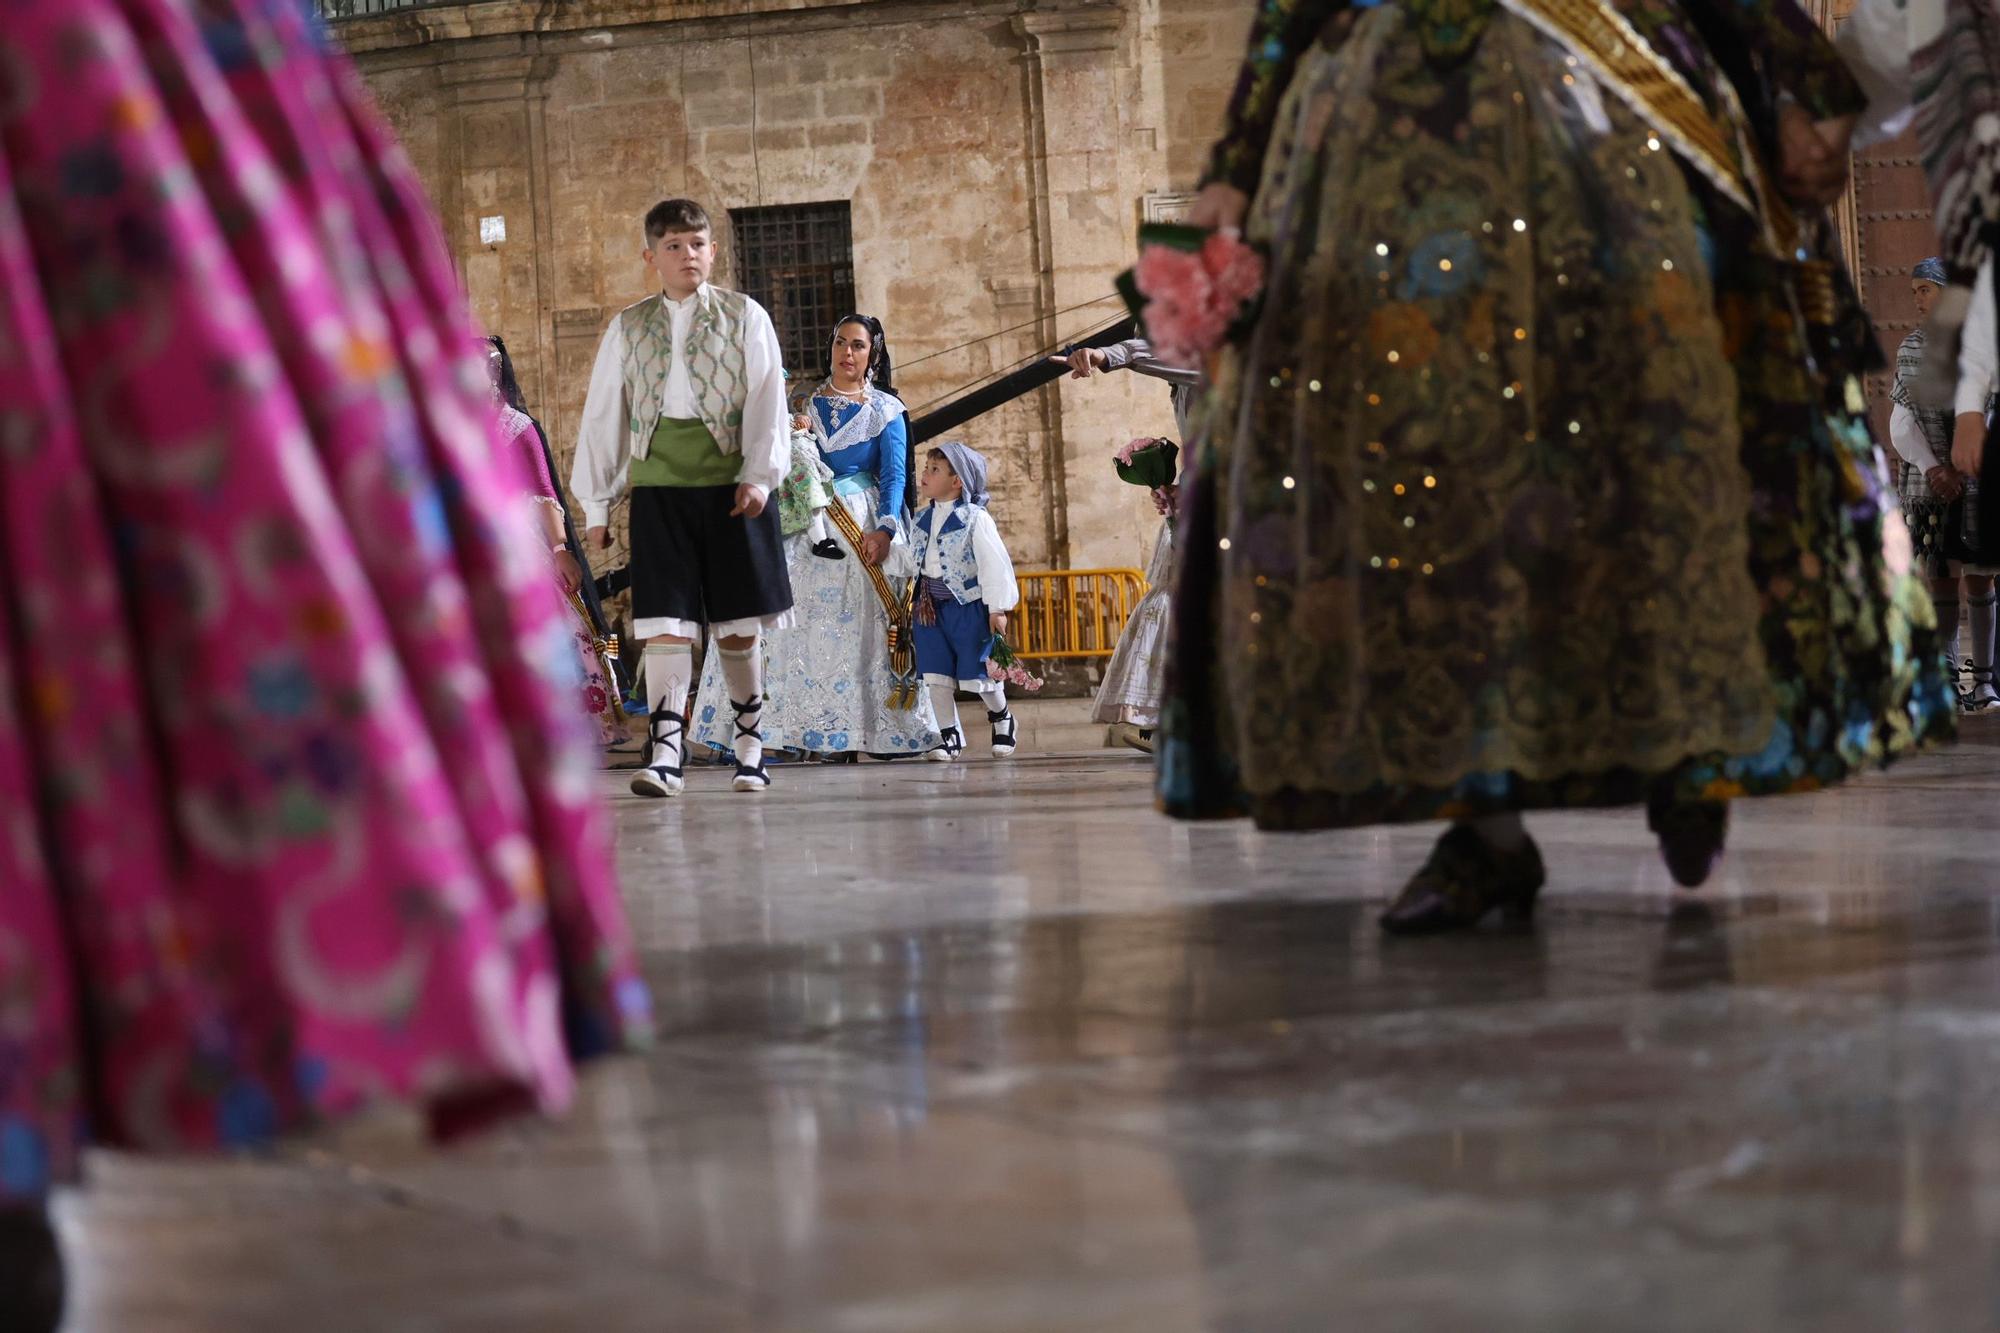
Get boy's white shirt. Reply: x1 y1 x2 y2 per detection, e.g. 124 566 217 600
1890 401 1942 473
919 500 1020 613
569 285 790 529
1959 262 1998 417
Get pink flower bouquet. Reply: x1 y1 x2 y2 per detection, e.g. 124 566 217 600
984 632 1045 692
1117 224 1266 368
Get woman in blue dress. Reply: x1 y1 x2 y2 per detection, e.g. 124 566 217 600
692 315 941 757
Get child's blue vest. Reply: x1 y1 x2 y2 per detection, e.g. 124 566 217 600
911 501 985 605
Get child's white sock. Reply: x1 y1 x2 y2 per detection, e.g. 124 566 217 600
927 679 960 734
641 642 692 771
977 681 1016 755
717 642 765 772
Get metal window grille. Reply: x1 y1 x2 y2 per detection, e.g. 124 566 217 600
730 203 856 381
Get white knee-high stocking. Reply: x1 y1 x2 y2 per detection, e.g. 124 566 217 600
717 643 765 771
927 679 960 734
1935 591 1963 674
641 642 692 770
1971 592 1996 678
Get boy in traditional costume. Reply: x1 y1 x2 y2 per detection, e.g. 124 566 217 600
910 442 1021 760
572 199 793 794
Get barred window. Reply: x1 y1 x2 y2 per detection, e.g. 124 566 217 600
730 202 856 381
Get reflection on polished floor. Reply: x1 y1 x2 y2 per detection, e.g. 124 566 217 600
61 729 2000 1331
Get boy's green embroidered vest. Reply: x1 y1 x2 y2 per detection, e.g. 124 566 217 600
618 286 749 464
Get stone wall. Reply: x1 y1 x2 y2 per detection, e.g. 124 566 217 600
332 0 1258 578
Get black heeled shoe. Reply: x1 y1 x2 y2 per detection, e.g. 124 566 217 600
1379 824 1546 935
1647 794 1728 888
0 1205 65 1333
811 538 846 561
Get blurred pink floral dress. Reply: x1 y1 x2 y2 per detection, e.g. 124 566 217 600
0 0 652 1200
497 401 621 744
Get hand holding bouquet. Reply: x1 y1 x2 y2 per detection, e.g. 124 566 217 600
984 632 1044 692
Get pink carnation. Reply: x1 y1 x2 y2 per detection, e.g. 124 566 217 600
1202 231 1266 307
987 659 1006 681
1003 664 1045 692
1116 437 1155 466
1133 234 1265 367
1144 294 1230 370
1134 245 1206 305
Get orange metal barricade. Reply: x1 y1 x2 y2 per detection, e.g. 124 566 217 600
1012 568 1148 661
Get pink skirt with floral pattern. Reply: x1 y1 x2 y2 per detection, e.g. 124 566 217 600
0 0 650 1199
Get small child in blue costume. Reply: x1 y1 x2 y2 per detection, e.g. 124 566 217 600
910 441 1021 759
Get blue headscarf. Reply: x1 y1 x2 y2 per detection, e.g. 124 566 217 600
931 440 990 508
1913 256 1950 285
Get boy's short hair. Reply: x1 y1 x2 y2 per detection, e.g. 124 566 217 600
925 447 955 473
644 199 712 246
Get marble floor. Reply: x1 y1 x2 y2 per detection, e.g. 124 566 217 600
58 724 2000 1332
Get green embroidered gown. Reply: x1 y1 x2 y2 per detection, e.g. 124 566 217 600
1157 0 1957 829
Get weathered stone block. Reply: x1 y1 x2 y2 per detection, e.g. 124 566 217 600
757 88 821 123
753 126 809 152
594 45 682 103
685 92 756 129
792 120 862 151
701 128 755 156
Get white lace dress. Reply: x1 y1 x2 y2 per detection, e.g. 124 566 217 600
1092 521 1175 727
690 387 941 756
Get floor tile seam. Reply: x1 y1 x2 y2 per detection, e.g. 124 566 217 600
276 1145 766 1311
642 972 1929 1087
640 960 1888 1040
647 1039 1969 1194
1576 914 2000 971
629 904 1275 966
639 925 1959 1045
871 1093 1958 1229
635 982 1750 1054
607 756 1147 784
628 888 2000 972
636 1019 1721 1123
690 792 1157 811
643 1002 1170 1065
637 1044 1210 1144
1532 897 1971 929
647 778 1144 798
